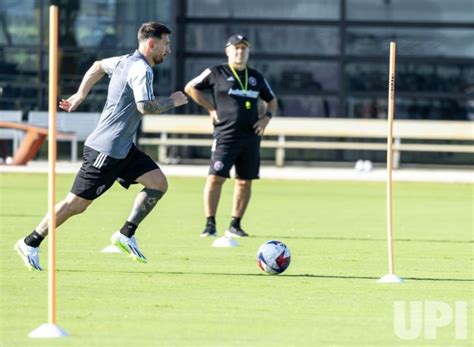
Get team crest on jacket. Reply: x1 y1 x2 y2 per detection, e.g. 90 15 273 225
213 160 224 171
249 76 257 86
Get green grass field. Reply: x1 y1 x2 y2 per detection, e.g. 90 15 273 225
0 173 472 346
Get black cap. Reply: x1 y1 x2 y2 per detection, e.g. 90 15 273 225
226 34 250 47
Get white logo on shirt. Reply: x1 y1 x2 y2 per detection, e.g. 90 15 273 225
249 77 257 86
227 76 235 81
228 88 259 98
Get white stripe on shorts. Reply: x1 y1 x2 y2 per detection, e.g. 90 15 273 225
93 153 107 169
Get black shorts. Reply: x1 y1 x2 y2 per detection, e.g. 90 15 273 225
209 137 260 179
71 144 159 200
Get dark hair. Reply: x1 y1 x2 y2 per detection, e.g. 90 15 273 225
138 22 172 42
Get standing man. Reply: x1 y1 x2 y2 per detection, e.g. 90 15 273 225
185 34 277 238
15 22 188 270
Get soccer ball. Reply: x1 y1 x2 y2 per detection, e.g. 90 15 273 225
257 240 291 275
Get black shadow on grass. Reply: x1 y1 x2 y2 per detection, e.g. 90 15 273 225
57 269 474 282
257 235 473 244
0 213 42 217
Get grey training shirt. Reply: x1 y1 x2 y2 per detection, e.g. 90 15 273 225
85 50 154 159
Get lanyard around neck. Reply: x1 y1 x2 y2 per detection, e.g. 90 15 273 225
229 64 248 92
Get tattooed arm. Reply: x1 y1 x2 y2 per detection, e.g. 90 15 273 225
137 97 175 115
137 91 188 115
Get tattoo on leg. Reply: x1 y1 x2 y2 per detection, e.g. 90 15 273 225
127 188 164 226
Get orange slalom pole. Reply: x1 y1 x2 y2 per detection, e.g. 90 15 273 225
28 3 68 338
377 42 402 283
386 42 396 276
48 4 58 325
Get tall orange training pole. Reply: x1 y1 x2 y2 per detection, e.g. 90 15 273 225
378 42 403 283
386 42 396 275
28 4 68 337
48 4 58 325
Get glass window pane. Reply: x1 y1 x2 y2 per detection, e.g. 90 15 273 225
75 1 117 47
0 0 39 45
279 95 340 117
347 0 474 23
251 61 339 92
187 24 339 55
186 58 223 81
346 27 474 58
185 59 340 117
74 0 173 48
0 46 41 110
115 0 172 23
187 0 339 19
347 96 469 120
3 46 38 72
346 63 474 93
186 59 339 92
114 20 175 50
153 59 173 95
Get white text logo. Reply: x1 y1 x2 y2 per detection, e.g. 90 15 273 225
394 301 468 340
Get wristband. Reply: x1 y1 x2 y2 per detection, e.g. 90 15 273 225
264 111 273 119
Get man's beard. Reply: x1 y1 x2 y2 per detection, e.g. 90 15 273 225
154 56 164 64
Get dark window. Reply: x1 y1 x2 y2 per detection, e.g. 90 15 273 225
0 0 174 110
0 0 39 45
347 96 469 120
185 59 339 94
346 27 474 58
345 63 474 94
186 24 340 55
279 95 340 117
186 0 340 20
346 0 474 23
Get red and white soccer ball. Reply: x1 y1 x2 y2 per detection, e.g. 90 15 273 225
257 240 291 275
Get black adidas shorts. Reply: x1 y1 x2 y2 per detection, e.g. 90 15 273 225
209 137 260 179
71 144 159 200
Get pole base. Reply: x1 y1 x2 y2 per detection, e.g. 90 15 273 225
377 274 404 283
212 236 239 248
101 245 121 253
29 323 68 338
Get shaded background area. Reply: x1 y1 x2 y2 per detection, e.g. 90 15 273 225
0 0 472 166
0 0 472 119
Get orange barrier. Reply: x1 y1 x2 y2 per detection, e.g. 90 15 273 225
0 121 76 165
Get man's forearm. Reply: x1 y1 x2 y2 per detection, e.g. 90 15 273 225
264 98 278 116
77 61 105 98
137 98 175 115
185 87 215 112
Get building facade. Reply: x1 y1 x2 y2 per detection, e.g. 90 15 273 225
1 0 473 120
